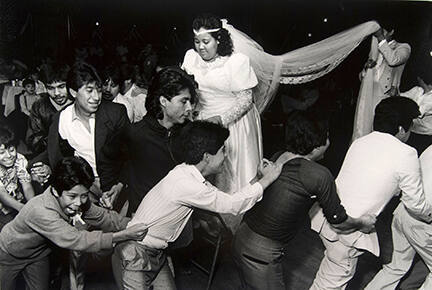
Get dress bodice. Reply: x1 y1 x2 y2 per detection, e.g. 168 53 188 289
182 49 257 118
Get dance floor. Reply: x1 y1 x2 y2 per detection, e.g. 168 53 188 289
83 111 407 290
82 197 399 290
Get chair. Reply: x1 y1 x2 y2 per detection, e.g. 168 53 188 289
190 209 232 290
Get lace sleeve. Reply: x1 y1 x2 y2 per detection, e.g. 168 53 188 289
220 89 253 126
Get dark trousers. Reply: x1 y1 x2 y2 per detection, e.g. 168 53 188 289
0 250 50 290
232 222 286 290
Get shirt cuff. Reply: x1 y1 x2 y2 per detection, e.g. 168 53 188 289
325 207 348 225
250 182 264 201
378 39 386 47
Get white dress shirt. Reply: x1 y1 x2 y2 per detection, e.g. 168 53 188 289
311 131 432 256
402 86 432 135
421 145 432 204
113 84 147 123
128 163 263 249
58 104 98 177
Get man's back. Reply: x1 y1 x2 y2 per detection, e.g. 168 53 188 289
337 131 419 218
245 156 346 244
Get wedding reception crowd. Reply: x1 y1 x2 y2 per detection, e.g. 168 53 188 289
0 11 432 290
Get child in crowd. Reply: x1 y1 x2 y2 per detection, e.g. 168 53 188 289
0 156 148 290
18 78 40 116
0 125 35 229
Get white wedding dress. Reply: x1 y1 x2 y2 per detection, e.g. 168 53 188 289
183 49 262 231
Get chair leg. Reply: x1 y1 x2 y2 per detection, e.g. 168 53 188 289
206 234 222 290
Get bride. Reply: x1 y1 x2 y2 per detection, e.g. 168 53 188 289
183 14 381 231
182 14 262 231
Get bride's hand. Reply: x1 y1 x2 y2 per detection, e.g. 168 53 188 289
204 115 222 125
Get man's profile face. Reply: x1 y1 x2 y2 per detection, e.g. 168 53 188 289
162 88 193 124
46 81 69 106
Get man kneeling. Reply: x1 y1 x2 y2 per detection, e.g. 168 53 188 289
0 156 148 290
113 121 283 289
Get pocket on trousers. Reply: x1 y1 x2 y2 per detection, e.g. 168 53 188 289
242 253 269 265
115 242 151 271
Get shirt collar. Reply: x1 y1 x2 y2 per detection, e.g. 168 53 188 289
186 164 206 184
42 186 71 222
371 131 402 143
71 103 95 122
48 97 72 112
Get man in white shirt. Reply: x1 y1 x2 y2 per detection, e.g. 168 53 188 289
112 121 284 290
365 143 432 290
39 62 130 208
310 96 432 289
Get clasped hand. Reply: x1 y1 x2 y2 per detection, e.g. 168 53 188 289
99 183 123 209
30 162 51 185
358 213 377 234
123 223 148 241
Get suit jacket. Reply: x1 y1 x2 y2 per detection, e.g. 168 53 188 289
352 38 411 141
44 101 129 191
374 38 411 97
26 94 68 155
311 131 432 256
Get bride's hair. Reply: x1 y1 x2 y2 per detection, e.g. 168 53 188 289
192 14 233 57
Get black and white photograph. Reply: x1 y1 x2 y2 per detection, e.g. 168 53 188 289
0 0 431 289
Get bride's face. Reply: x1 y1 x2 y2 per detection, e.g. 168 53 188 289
194 28 219 62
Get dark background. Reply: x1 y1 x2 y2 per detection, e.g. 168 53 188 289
1 0 431 173
1 0 431 87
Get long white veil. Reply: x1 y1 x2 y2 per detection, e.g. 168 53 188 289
221 19 380 113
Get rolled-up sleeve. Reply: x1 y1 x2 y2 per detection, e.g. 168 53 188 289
177 179 263 215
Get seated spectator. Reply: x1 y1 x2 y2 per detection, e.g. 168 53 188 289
100 64 122 101
0 125 35 230
16 78 40 116
28 67 47 95
0 156 148 290
7 79 40 145
112 121 284 289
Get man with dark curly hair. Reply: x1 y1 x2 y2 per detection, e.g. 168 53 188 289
233 111 376 290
